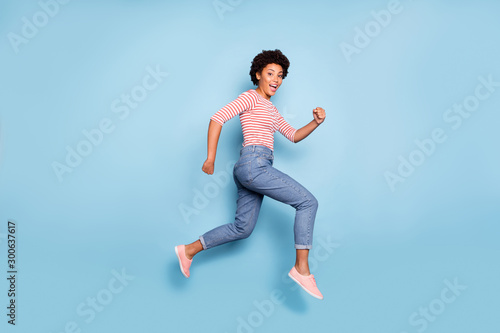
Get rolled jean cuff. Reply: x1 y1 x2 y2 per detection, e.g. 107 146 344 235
199 236 208 250
295 244 312 250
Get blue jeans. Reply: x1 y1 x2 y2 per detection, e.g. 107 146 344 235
199 145 318 250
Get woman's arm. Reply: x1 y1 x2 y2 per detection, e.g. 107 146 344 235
294 107 326 143
202 120 223 175
202 91 254 174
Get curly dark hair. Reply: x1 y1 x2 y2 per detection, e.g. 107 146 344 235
249 49 290 86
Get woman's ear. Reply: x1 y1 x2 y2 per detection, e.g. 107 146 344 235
256 71 261 81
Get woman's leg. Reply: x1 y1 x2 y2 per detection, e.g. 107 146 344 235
243 158 319 274
184 240 203 260
295 249 310 275
184 173 264 258
246 157 323 298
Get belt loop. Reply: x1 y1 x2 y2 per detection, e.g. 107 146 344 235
252 146 255 152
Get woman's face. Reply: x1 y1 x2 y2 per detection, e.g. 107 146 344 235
255 63 283 100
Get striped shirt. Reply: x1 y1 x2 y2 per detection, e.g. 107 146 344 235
211 89 297 151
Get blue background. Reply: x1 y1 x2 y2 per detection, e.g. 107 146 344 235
1 0 499 332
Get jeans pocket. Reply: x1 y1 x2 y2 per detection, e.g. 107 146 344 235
234 160 252 186
256 155 273 168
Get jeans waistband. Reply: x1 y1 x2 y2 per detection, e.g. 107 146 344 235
240 145 273 156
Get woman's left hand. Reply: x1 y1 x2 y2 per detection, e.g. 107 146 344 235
313 107 326 125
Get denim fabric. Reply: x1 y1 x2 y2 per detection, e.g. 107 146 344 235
199 145 318 250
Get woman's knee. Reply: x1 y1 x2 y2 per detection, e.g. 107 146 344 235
309 194 319 212
234 222 254 239
299 193 318 212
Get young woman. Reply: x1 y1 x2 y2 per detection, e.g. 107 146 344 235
175 49 326 300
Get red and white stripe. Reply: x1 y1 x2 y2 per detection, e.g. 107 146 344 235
211 89 296 151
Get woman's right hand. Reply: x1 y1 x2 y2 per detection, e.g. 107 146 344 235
202 159 215 175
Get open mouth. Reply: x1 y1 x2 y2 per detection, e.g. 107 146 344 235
270 84 278 91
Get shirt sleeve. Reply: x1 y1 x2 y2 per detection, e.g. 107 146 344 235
210 91 254 126
276 111 297 143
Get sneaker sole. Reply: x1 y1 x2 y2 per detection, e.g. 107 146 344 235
288 272 323 300
174 246 189 278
